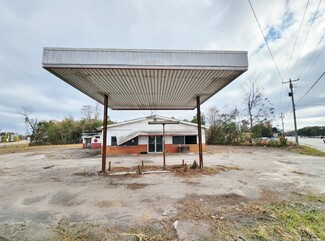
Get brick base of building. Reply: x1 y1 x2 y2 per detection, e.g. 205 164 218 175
82 143 101 149
105 144 206 155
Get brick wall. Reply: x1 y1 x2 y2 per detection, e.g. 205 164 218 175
105 144 206 155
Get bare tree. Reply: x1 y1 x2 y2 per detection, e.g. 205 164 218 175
81 103 102 121
81 105 94 122
243 74 274 144
207 106 220 125
19 106 38 146
94 102 101 120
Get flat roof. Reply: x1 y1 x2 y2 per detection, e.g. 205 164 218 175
42 48 248 110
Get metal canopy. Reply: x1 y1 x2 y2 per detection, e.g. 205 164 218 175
42 48 248 110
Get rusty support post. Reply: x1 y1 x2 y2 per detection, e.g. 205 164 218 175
102 95 108 173
108 161 111 171
163 124 166 169
196 96 203 168
142 160 144 167
138 165 142 174
182 159 184 166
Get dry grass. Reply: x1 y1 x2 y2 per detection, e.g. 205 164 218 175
0 143 82 155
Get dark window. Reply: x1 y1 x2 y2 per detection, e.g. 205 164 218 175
172 136 185 144
95 136 100 139
111 136 117 146
173 135 197 144
185 135 197 144
120 136 138 146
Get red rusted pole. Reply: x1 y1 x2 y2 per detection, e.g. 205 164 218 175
197 96 203 168
163 124 166 169
102 95 108 173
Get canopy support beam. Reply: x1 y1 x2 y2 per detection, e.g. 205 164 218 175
197 96 203 168
102 94 108 173
148 120 179 169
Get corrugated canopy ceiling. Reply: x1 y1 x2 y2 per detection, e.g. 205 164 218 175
42 48 248 110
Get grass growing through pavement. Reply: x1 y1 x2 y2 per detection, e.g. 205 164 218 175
291 145 325 157
211 194 325 241
176 192 325 240
246 198 325 240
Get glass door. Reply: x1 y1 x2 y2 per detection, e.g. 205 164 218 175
148 136 163 152
148 136 155 152
155 136 163 152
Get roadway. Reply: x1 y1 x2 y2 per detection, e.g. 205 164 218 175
287 136 325 152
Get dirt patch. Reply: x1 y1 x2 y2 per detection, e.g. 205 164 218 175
126 183 150 190
165 164 240 176
73 164 240 178
292 170 318 177
23 195 48 205
175 193 249 221
49 191 84 207
74 171 99 177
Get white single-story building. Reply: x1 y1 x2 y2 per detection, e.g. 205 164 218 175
82 133 101 149
101 115 207 155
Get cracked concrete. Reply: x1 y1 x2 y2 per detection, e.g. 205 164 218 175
0 145 324 240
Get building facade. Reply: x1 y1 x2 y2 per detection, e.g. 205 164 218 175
103 115 206 155
82 133 101 149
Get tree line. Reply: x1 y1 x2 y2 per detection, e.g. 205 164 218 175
21 104 113 146
298 126 325 137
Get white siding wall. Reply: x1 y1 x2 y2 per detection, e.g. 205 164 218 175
138 136 147 145
105 117 206 145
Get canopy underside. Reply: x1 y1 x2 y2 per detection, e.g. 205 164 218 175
43 48 248 110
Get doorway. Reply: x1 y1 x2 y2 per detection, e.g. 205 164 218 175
148 136 163 153
85 138 91 149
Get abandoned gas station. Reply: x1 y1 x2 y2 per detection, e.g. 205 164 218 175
42 48 248 172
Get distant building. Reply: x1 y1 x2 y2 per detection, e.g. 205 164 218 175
82 133 101 149
100 115 207 155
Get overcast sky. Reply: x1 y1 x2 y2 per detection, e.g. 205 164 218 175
0 0 324 134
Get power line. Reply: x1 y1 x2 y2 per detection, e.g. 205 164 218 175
299 32 325 79
283 0 310 81
247 0 289 119
296 71 325 104
290 0 321 78
296 104 325 107
247 0 283 82
300 41 325 83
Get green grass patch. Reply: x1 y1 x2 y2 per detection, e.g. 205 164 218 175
209 194 325 240
291 145 325 157
256 200 325 240
247 197 325 240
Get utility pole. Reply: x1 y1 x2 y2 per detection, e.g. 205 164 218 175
283 78 299 145
279 113 285 136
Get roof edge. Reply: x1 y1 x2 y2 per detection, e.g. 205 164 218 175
101 115 208 129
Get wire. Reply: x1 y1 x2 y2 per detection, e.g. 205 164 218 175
296 71 325 104
290 0 321 79
247 0 284 82
247 0 290 120
296 104 325 106
283 0 310 81
300 40 325 85
299 32 325 79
